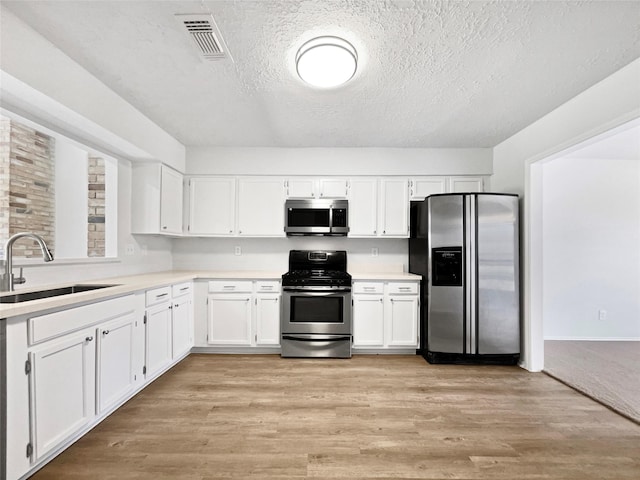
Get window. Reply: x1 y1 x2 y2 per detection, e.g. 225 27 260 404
0 114 117 260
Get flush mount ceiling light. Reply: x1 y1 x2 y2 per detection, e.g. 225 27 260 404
295 36 358 88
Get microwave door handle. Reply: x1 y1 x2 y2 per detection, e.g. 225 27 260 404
329 206 333 233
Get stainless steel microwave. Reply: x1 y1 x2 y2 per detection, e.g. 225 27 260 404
284 199 349 236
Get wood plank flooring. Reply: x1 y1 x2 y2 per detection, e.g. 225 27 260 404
32 355 640 479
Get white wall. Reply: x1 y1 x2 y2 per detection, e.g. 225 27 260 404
542 157 640 340
172 236 407 274
0 7 186 172
187 147 492 176
492 58 640 371
54 141 88 258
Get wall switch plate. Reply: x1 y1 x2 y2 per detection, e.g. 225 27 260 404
234 246 241 256
598 309 607 321
125 244 135 255
371 247 378 257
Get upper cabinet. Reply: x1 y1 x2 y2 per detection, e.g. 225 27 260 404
237 178 285 237
132 163 184 235
187 177 236 235
448 176 485 193
409 177 447 200
409 175 486 200
285 178 348 199
348 178 409 238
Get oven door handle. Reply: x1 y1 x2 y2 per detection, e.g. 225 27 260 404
283 290 350 296
282 334 352 342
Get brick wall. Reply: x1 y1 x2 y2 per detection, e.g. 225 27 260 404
0 119 56 258
88 156 106 257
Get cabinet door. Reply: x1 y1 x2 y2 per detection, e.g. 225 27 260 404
319 179 348 198
380 178 409 237
30 329 96 461
348 178 378 236
387 296 419 347
97 313 135 413
448 176 484 193
160 165 184 234
353 295 385 347
188 177 236 235
207 294 252 345
145 302 173 378
255 294 281 345
410 177 446 200
172 295 193 358
237 178 285 236
286 178 316 198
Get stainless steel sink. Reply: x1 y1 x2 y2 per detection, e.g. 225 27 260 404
0 284 119 303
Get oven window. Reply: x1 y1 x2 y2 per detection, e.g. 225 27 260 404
290 296 343 323
288 208 330 227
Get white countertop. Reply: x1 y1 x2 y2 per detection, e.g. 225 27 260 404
1 269 420 319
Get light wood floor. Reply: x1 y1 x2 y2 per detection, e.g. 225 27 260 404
32 355 640 479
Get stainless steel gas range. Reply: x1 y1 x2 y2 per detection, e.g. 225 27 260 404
281 250 352 358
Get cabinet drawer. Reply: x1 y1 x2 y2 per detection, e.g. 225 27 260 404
29 295 136 345
208 280 253 293
255 281 280 293
387 282 418 295
146 286 171 307
172 282 192 298
353 282 384 294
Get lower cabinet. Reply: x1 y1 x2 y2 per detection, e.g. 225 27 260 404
26 295 138 464
171 283 194 358
352 281 419 351
206 279 281 347
145 298 173 378
30 327 96 461
96 312 136 413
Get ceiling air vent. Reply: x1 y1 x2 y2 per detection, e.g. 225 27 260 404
175 14 231 61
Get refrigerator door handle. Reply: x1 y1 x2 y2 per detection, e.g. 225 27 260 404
464 195 473 354
469 195 477 355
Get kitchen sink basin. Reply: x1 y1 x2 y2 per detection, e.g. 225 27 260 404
0 284 120 304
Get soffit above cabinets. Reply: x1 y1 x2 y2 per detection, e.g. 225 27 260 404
2 0 639 148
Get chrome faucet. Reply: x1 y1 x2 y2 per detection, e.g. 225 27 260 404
0 232 54 292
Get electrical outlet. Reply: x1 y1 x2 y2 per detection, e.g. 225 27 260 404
371 247 378 257
598 309 607 321
234 246 242 256
125 244 135 255
141 244 148 256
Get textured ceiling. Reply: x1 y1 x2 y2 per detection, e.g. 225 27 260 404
3 0 640 148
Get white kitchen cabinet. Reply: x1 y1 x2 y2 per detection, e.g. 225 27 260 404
379 178 409 237
255 294 281 345
448 176 484 193
352 280 419 351
171 282 193 358
131 163 184 235
387 295 419 347
409 177 447 200
187 177 236 235
285 178 349 198
348 178 378 236
205 280 281 348
207 294 253 345
29 327 96 461
145 298 173 379
96 312 136 413
353 293 385 347
237 178 285 236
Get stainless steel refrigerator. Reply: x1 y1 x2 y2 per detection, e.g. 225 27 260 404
409 193 520 364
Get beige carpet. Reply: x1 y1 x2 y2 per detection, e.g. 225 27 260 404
544 340 640 424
